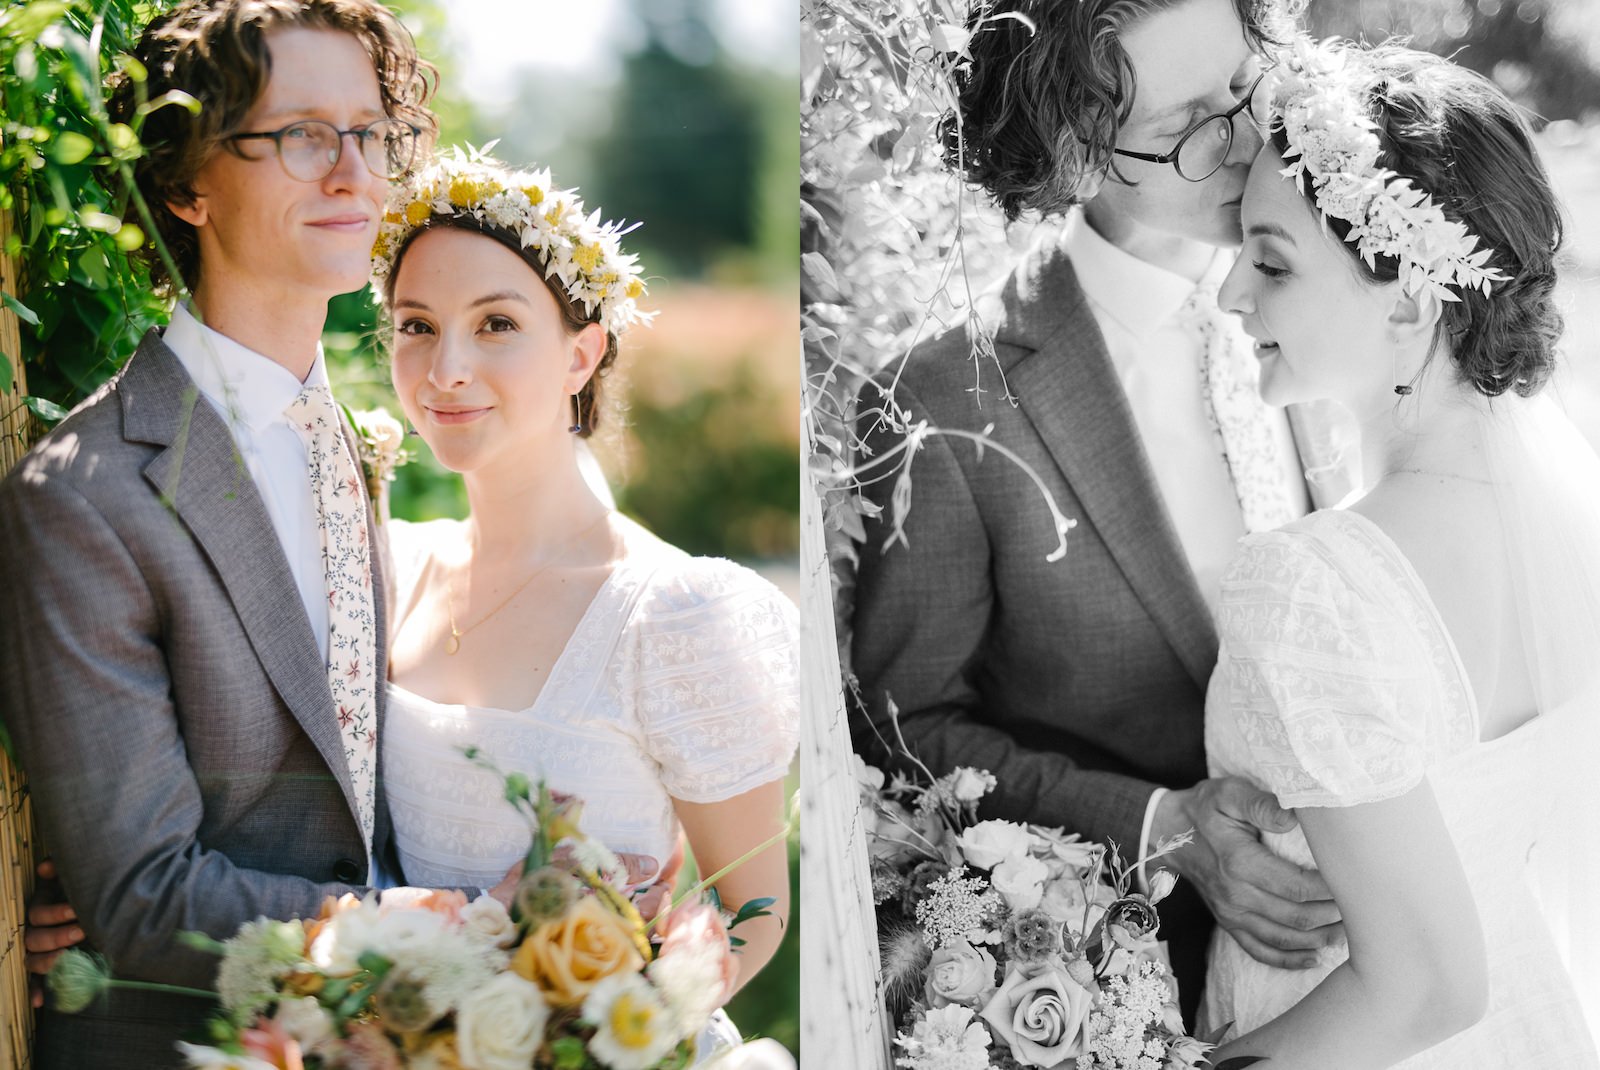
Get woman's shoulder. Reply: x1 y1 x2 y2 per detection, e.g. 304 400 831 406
615 518 796 623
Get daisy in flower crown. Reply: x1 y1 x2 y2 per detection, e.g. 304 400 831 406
373 144 653 337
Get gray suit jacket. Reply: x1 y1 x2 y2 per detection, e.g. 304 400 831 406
0 331 396 1068
851 235 1352 852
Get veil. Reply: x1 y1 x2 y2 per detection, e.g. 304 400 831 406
1483 390 1600 1042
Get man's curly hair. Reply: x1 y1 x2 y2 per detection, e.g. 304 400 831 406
110 0 438 295
941 0 1301 221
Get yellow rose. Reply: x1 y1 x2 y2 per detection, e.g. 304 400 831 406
512 895 645 1007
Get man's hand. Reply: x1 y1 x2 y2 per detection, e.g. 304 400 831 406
1154 777 1344 969
25 860 85 1007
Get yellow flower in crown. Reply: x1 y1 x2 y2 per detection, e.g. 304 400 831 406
370 144 653 335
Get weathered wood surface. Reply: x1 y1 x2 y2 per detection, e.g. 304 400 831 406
799 384 889 1069
0 203 39 1069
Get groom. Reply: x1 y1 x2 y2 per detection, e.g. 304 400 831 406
0 2 447 1065
851 0 1359 1020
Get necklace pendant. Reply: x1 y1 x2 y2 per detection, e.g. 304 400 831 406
445 632 461 656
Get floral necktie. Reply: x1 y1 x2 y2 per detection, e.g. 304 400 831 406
1182 284 1298 534
287 383 376 855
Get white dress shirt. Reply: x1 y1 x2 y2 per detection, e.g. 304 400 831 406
164 303 331 659
1061 212 1308 879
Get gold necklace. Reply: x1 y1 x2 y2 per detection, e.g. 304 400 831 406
442 511 612 655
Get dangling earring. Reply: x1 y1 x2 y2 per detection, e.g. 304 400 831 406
569 393 583 434
1393 342 1414 396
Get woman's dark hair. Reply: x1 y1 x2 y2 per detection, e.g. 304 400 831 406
382 215 619 438
942 0 1300 221
1272 44 1565 398
109 0 438 296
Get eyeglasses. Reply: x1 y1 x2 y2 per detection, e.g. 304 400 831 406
1113 72 1272 182
227 118 421 183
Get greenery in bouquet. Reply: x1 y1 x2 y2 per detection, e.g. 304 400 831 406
50 753 780 1070
855 753 1215 1070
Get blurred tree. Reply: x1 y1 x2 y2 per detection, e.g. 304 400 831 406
586 0 766 279
1308 0 1600 122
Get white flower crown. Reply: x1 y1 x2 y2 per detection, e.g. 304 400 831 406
371 145 652 335
1262 36 1508 303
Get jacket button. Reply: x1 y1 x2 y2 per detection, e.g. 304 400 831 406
332 858 362 883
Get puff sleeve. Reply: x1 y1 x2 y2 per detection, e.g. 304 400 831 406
1217 527 1474 808
632 557 800 803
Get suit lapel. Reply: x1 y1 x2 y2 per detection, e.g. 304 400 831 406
999 243 1219 689
121 333 364 828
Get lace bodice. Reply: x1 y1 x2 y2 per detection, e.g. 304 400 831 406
382 518 800 889
1201 509 1598 1066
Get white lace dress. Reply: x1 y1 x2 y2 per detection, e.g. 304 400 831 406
381 518 799 1057
1199 509 1598 1066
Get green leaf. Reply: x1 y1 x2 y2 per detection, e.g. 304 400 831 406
48 130 94 165
549 1036 588 1070
23 396 69 424
76 247 108 289
2 292 41 327
0 1 72 43
0 353 12 395
1213 1059 1268 1069
730 895 777 929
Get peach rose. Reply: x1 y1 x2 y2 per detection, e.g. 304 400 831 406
980 963 1094 1067
512 896 645 1007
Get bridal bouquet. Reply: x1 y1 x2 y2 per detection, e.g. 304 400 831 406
857 756 1214 1070
51 753 774 1070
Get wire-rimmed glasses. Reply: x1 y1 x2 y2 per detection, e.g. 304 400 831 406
1113 72 1272 182
227 118 421 183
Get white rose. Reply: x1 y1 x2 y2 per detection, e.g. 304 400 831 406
460 895 519 949
273 996 335 1052
354 408 404 460
456 972 549 1070
852 753 885 794
371 907 451 961
957 820 1032 871
1038 875 1090 929
948 767 995 803
990 854 1049 914
309 898 382 973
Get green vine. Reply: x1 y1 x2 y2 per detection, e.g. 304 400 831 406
0 0 185 426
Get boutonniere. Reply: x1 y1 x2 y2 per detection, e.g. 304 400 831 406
343 405 412 522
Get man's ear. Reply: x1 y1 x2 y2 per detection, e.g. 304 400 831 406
167 193 208 229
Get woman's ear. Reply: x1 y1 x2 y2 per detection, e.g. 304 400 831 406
564 321 608 394
1386 284 1444 348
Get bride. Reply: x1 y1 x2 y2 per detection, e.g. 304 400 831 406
367 151 799 1041
1198 38 1599 1066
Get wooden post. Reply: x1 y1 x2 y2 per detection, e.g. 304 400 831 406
0 202 40 1070
799 376 890 1069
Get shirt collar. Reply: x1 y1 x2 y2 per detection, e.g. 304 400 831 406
164 303 331 433
1062 210 1235 340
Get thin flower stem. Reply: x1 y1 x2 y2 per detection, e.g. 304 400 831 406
105 978 219 1002
647 817 796 935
